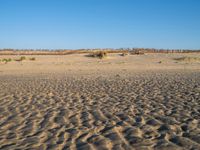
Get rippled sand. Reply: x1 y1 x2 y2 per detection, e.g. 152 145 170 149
0 53 200 150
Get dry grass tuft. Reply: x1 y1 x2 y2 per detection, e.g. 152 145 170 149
29 57 36 61
88 51 108 59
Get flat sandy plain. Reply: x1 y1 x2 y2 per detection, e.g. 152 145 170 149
0 53 200 150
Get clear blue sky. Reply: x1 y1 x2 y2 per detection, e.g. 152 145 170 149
0 0 200 49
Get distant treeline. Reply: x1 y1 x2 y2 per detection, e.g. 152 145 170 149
0 48 199 55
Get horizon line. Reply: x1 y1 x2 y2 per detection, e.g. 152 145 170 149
1 48 200 51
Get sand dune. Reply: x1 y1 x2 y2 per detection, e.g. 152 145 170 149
0 53 200 149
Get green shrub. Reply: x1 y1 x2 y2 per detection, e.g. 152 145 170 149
2 58 12 64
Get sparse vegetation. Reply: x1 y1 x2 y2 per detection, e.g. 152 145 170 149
88 51 108 59
15 56 26 62
130 50 145 55
1 58 12 64
120 52 129 56
174 57 200 62
20 56 26 61
0 56 36 64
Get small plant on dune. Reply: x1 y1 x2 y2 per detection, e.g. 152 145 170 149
97 51 107 59
15 56 26 62
29 57 36 61
89 51 108 59
20 56 26 61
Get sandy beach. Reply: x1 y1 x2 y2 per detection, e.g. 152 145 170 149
0 53 200 150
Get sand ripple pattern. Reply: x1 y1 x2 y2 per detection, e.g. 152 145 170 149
0 72 200 150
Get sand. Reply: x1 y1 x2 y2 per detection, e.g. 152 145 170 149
0 53 200 150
